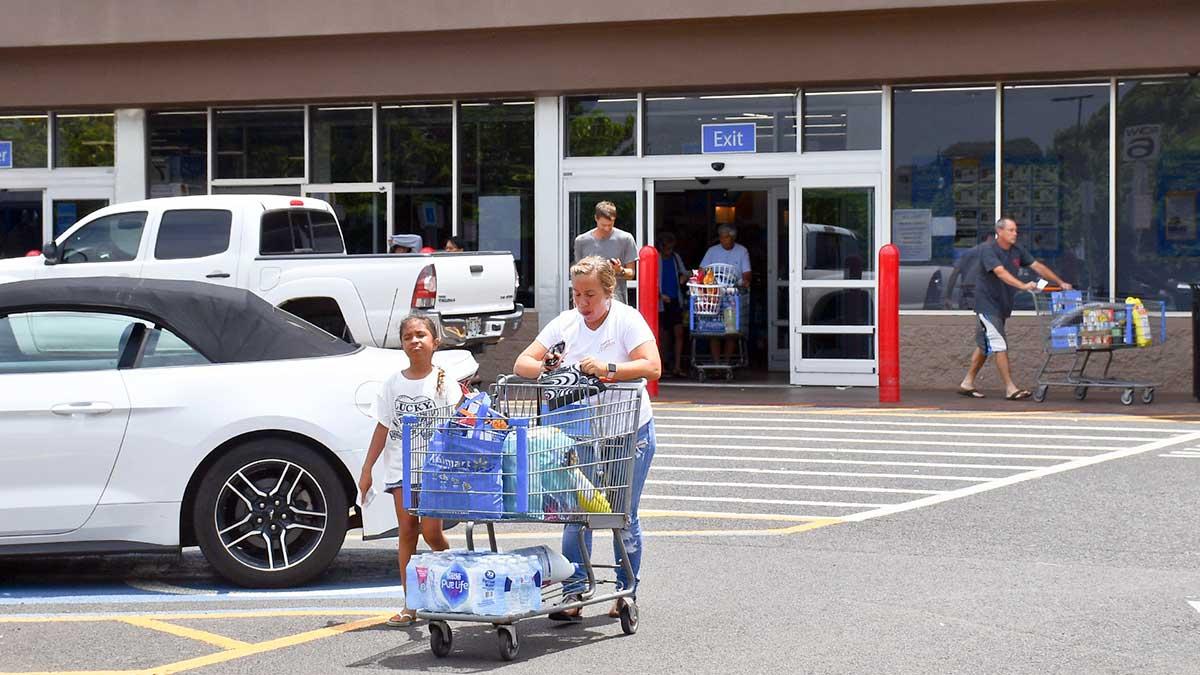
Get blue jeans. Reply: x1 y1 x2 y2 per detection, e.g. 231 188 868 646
562 419 655 596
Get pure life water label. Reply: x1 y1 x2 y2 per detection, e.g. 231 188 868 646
441 563 471 609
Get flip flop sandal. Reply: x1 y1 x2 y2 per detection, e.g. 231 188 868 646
548 595 583 622
607 599 627 619
1006 389 1032 400
957 387 985 399
385 611 418 627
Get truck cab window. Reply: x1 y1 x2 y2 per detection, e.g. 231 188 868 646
260 209 345 255
60 212 148 264
154 209 233 260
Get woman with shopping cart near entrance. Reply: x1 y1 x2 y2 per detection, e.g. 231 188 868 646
513 255 661 620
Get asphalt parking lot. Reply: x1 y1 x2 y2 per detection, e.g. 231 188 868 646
4 403 1200 673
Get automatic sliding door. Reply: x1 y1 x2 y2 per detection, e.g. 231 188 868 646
562 179 644 307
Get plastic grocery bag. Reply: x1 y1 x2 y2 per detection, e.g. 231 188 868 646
421 397 507 518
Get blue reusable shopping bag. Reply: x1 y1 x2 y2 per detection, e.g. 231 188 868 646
420 395 506 518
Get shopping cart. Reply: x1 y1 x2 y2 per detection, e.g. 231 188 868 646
1030 289 1167 405
687 263 748 382
400 375 644 660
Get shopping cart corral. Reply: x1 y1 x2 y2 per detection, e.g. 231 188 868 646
1030 290 1167 405
687 262 748 382
400 375 644 660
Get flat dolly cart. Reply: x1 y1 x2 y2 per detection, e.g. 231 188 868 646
400 375 645 660
1029 289 1167 405
687 262 748 382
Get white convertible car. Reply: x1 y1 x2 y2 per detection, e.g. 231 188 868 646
0 277 468 587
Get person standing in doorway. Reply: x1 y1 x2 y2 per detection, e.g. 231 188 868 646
657 232 690 378
574 200 637 303
699 224 751 365
958 217 1071 400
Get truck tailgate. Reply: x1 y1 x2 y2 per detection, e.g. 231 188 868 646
433 252 517 316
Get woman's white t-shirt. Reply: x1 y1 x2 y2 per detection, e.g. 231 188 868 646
374 368 460 486
534 301 656 429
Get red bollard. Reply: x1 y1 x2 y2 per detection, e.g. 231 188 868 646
878 243 901 403
637 245 660 399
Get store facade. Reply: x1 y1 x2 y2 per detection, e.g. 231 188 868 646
2 0 1198 389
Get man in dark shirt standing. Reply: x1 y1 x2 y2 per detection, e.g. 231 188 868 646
958 217 1071 400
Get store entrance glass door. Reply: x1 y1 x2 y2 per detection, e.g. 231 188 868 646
791 175 880 386
562 178 644 307
302 183 393 254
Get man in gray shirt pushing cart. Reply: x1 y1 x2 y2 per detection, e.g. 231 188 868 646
574 200 638 303
958 217 1071 401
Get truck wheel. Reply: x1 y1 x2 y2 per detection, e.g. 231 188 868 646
193 438 348 588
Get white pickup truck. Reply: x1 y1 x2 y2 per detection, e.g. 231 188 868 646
0 195 523 349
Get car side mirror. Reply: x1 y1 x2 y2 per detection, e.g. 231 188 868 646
41 242 60 266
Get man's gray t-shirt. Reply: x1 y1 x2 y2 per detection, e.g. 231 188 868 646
975 241 1036 319
574 228 638 301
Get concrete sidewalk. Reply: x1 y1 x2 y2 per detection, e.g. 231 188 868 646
655 383 1200 420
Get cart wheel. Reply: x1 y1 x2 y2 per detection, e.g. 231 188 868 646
1074 386 1088 401
1120 388 1135 406
619 599 639 635
429 621 452 658
497 626 519 661
1033 385 1048 402
1142 388 1155 404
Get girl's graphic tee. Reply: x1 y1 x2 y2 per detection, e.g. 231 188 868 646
374 368 460 486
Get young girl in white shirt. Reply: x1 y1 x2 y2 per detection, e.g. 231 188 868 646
359 314 460 627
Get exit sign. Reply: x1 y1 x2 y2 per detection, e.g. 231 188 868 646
701 123 756 154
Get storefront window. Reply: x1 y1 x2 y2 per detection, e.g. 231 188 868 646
0 113 48 168
892 86 995 309
310 105 372 183
459 101 535 307
1116 77 1200 310
214 107 304 179
148 111 207 197
1003 83 1110 307
565 95 636 157
802 90 881 152
55 113 114 168
0 191 43 259
379 103 453 249
644 92 796 155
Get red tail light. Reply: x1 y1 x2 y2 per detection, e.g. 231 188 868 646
411 264 437 309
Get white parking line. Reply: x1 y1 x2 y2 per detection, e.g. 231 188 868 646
654 431 1118 451
841 431 1200 522
657 442 1083 461
654 422 1154 443
651 465 997 482
646 479 944 495
653 414 1190 436
640 495 889 508
656 453 1044 471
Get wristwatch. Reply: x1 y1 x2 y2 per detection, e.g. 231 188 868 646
607 362 618 377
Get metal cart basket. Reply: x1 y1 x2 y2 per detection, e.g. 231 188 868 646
687 263 748 382
400 375 645 660
1030 290 1167 405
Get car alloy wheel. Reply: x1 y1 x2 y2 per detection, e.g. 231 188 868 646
215 458 329 572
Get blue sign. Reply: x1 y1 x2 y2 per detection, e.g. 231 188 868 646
701 123 756 154
0 141 11 169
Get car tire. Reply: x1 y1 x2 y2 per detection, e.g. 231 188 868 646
193 438 348 588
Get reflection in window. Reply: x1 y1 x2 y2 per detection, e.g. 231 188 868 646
0 312 135 373
310 105 372 183
565 96 636 157
214 108 304 179
55 113 114 167
1002 83 1110 309
60 212 148 264
380 103 453 249
892 86 995 308
52 200 108 238
802 188 874 280
0 113 48 168
1116 78 1200 310
148 111 207 197
803 90 881 151
645 92 796 155
459 101 535 307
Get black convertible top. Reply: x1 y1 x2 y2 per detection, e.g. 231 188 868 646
0 277 358 363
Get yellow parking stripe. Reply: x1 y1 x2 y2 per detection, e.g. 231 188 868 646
118 617 250 651
144 614 391 674
0 610 386 624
